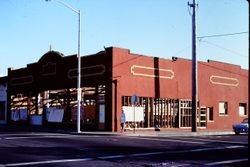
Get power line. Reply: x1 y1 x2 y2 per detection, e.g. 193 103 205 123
200 40 247 58
197 31 248 39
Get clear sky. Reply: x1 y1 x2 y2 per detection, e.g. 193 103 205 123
0 0 249 76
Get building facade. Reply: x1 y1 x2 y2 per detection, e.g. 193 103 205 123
0 47 248 132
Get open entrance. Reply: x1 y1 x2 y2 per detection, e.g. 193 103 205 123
9 85 106 131
122 96 207 129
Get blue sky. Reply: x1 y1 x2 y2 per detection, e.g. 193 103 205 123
0 0 248 76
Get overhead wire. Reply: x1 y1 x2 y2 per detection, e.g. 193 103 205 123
197 31 248 40
197 31 248 60
199 40 247 58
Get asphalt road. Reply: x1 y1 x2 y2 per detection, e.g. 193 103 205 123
0 132 248 167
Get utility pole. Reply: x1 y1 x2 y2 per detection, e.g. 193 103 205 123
188 0 198 132
247 0 249 123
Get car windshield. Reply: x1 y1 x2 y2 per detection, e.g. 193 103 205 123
242 118 248 123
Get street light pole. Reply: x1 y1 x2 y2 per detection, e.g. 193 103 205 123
77 10 82 133
46 0 82 133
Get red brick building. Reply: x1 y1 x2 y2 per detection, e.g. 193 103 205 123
0 47 248 132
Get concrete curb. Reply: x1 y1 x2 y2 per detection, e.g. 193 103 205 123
68 130 235 138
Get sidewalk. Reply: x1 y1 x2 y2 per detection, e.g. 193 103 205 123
0 124 235 137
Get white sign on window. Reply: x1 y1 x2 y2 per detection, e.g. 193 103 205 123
0 85 6 101
11 109 19 121
219 102 225 114
122 106 144 122
239 106 245 116
19 109 28 120
99 104 105 123
46 107 64 122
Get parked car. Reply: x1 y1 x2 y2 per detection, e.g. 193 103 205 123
232 118 248 135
